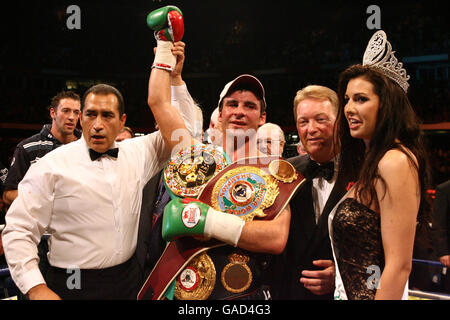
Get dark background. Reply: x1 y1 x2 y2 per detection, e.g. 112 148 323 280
0 0 449 185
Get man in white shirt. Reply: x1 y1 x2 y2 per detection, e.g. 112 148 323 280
2 42 195 300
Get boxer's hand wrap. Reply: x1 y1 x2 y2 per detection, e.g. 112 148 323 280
153 40 176 71
162 198 245 247
203 206 245 247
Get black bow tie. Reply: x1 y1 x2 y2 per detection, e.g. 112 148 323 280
89 148 119 161
305 158 335 181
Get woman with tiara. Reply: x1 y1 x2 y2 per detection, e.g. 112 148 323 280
329 30 432 300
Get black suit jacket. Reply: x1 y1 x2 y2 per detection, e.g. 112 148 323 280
134 171 164 285
269 155 348 300
432 180 450 258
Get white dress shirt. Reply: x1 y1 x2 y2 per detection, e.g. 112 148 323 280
2 84 196 294
311 160 338 224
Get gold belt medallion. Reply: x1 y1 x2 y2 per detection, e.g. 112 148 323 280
174 252 216 300
164 144 230 198
268 159 298 183
221 253 252 293
211 166 279 222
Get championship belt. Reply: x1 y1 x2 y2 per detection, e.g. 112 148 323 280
137 154 305 300
198 156 300 221
163 143 230 199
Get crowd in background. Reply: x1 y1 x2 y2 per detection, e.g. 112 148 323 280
0 1 449 300
0 0 448 182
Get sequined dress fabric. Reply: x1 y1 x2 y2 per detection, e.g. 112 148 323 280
332 198 384 300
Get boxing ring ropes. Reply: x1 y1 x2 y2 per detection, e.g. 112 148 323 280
408 259 450 300
1 224 450 300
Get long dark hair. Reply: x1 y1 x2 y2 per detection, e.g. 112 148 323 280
335 64 431 224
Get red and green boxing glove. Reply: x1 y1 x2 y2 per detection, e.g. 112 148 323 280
162 198 245 247
147 5 184 42
147 5 185 71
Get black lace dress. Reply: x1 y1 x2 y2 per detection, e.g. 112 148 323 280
331 198 384 300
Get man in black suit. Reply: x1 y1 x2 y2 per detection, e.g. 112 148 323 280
432 179 450 270
270 85 348 299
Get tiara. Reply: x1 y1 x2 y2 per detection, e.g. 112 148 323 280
362 30 410 92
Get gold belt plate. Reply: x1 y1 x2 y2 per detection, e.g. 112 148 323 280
174 252 216 300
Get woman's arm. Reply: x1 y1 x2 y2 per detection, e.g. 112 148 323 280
375 149 420 299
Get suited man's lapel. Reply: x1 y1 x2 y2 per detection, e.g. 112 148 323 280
311 176 348 249
288 155 320 250
288 154 310 174
288 155 349 255
322 176 348 220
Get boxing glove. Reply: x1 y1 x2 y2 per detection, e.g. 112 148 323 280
147 6 184 42
147 6 182 30
162 198 245 246
156 11 184 42
147 6 185 71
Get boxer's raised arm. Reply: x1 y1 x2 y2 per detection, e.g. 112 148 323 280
146 6 192 153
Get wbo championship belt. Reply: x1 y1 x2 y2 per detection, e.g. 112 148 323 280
137 144 305 300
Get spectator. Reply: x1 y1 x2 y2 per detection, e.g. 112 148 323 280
433 179 450 269
257 122 285 157
115 126 135 142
